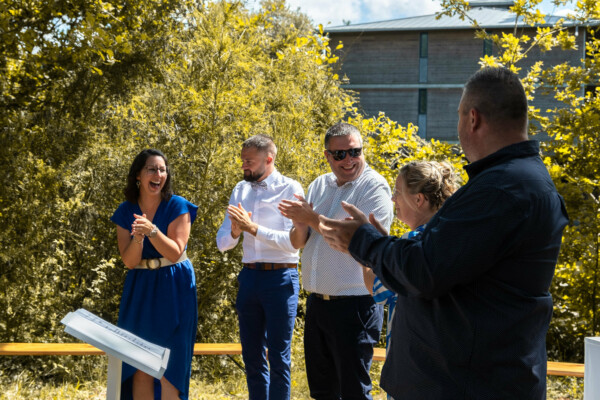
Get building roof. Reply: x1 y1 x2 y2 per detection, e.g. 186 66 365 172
468 0 514 8
325 6 580 33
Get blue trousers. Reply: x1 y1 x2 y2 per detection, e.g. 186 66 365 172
304 293 383 400
236 267 300 400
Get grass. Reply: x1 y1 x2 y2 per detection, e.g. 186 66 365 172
0 371 387 400
0 334 582 400
0 364 583 399
0 349 389 399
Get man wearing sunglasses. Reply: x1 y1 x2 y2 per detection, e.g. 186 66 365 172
318 67 569 399
279 122 393 400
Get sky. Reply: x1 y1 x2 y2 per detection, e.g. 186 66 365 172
246 0 575 28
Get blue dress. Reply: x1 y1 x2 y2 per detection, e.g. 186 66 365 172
111 195 198 400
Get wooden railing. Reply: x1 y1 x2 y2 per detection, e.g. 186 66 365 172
0 343 585 378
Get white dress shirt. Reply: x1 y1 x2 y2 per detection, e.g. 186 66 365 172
216 170 304 263
302 164 394 295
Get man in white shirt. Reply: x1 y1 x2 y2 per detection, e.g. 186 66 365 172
216 134 304 400
279 123 394 400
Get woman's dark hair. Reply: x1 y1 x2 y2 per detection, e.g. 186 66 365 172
124 149 173 203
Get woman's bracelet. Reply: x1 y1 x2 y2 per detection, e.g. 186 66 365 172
133 236 143 244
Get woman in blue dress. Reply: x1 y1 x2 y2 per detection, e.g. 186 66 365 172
111 149 198 400
362 161 458 400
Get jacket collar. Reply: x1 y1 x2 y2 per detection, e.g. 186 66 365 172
464 140 540 179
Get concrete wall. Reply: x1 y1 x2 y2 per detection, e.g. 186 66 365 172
329 27 586 141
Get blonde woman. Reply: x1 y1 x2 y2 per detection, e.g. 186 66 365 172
362 161 458 400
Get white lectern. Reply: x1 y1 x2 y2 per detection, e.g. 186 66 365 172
584 337 600 400
61 308 170 400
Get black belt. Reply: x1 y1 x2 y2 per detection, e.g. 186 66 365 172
312 293 372 301
243 262 297 270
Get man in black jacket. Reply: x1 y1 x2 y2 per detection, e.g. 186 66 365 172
319 67 569 399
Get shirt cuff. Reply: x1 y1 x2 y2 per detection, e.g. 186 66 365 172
217 231 240 251
255 225 268 241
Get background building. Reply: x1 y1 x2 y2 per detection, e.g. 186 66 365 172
326 0 588 142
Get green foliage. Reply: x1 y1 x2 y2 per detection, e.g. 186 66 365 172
353 110 465 235
437 0 600 362
547 375 584 400
541 62 600 361
1 0 350 379
0 0 458 384
1 2 186 379
1 0 594 389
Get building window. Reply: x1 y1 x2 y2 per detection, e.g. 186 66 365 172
585 85 598 96
417 89 428 138
420 33 428 58
483 38 493 56
419 33 428 83
418 89 427 115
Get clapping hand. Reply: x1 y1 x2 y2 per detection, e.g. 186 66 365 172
278 194 315 230
132 213 152 236
319 201 369 254
368 213 389 236
227 203 256 236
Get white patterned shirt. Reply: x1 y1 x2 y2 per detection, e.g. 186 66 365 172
302 164 394 295
216 170 304 263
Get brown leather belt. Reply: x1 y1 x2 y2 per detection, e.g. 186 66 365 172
243 262 297 270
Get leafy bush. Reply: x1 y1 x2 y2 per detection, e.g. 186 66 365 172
0 0 462 381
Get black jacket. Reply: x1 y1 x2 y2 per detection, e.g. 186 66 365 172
350 140 569 399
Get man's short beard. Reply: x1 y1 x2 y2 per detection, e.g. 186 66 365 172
243 170 265 182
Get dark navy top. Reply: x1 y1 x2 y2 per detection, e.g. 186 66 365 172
349 141 569 399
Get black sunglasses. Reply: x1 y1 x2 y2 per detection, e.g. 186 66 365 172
326 148 362 161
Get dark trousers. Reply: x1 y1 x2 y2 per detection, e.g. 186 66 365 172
304 293 383 400
236 267 300 400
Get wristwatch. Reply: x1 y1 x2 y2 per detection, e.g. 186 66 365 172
148 224 158 238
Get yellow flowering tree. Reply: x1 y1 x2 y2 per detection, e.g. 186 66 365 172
0 0 465 383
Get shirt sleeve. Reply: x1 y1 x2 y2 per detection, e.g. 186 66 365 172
167 195 198 225
303 180 318 239
349 186 527 299
216 185 241 252
253 181 304 253
356 177 394 232
110 201 133 231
